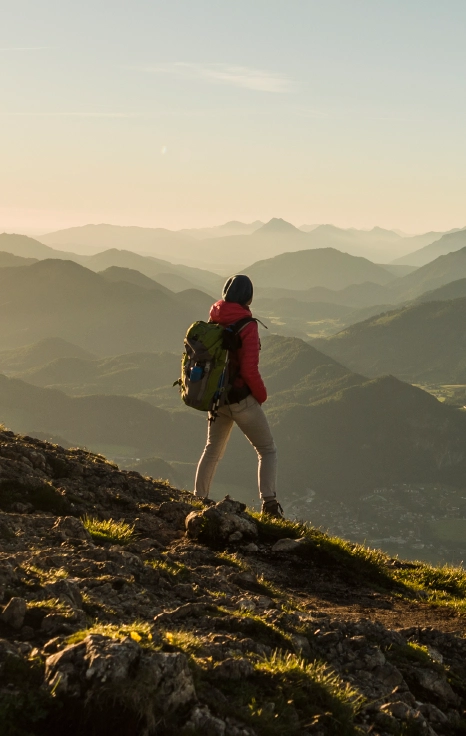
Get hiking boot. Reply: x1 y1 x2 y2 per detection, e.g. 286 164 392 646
261 498 284 519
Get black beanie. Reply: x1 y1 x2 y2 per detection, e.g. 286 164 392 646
222 274 253 305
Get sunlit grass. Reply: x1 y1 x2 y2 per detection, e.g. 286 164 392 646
249 507 466 612
145 557 191 580
21 565 69 585
27 598 74 616
82 516 135 545
195 648 363 736
162 629 204 654
66 620 154 646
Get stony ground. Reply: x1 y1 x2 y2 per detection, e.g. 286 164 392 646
1 427 466 736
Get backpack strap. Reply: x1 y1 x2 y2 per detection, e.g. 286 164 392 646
235 316 268 331
231 316 257 333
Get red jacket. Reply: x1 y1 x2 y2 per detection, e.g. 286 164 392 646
209 300 267 404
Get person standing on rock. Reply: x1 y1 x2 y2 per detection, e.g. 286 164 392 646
194 274 284 518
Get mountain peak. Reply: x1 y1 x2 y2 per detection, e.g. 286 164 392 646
254 218 301 235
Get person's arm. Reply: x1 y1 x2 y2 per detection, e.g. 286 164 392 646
237 322 267 404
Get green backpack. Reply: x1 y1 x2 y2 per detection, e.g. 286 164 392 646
175 318 256 420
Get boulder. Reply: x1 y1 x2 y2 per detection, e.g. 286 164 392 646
271 537 309 553
184 705 226 736
1 597 27 630
45 634 196 730
186 497 258 546
414 668 460 705
53 516 92 541
213 657 254 680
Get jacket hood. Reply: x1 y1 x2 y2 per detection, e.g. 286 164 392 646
209 300 252 326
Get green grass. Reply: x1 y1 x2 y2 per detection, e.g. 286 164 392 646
217 606 293 650
145 557 191 581
27 598 74 617
214 551 248 568
250 509 466 613
193 649 362 736
21 565 69 585
82 516 135 545
386 642 441 670
163 629 204 654
160 619 362 736
66 620 155 647
390 561 466 612
250 510 395 587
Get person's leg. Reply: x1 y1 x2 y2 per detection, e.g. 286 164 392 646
194 409 234 498
229 396 278 501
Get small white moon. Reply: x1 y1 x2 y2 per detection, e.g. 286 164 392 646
161 145 167 154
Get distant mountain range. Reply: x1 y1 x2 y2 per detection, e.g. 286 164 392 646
389 245 466 302
312 295 466 383
0 259 213 354
251 244 466 309
179 220 264 239
0 233 222 293
35 219 458 267
245 248 396 290
415 277 466 303
0 249 37 268
392 229 466 267
0 233 72 260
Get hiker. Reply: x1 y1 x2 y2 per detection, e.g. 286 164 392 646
193 274 283 518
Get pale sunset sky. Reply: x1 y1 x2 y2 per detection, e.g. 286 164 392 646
1 0 466 234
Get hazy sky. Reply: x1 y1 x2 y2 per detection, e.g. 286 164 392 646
1 0 466 234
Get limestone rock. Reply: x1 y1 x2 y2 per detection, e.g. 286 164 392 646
45 634 196 729
1 597 27 630
242 542 259 553
213 657 255 680
290 634 311 657
380 701 419 721
419 703 449 724
53 516 92 541
414 668 460 705
186 496 258 545
271 537 309 553
184 705 226 736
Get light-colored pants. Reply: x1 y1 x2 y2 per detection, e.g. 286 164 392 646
194 395 277 500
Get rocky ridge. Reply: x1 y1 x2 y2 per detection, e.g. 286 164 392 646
0 428 466 735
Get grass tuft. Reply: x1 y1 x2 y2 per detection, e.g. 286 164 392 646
195 648 362 736
66 620 154 647
27 598 74 617
163 630 204 654
145 557 191 580
82 516 135 545
21 565 69 585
